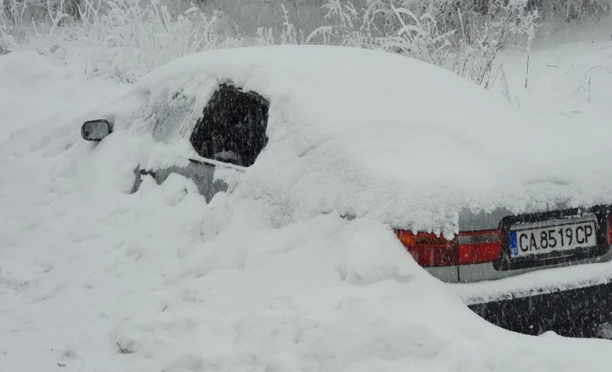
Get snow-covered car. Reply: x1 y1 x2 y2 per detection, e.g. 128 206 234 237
80 45 612 338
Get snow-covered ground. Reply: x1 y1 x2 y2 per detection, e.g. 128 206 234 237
492 18 612 122
2 25 612 372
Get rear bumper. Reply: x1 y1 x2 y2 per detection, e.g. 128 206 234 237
468 281 612 337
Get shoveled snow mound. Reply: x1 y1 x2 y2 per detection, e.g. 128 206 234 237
2 48 612 372
91 45 612 235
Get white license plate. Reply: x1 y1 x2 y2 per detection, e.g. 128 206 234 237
509 217 597 259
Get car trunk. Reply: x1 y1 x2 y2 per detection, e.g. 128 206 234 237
456 205 612 283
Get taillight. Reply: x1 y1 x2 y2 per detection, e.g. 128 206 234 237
397 231 457 267
457 230 502 265
396 229 502 267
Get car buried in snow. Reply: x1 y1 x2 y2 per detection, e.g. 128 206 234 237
81 45 612 338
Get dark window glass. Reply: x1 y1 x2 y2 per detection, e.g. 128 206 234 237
190 83 269 167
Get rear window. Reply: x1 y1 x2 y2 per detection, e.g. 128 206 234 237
190 83 269 167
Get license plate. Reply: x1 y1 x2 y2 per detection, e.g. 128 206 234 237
509 217 597 259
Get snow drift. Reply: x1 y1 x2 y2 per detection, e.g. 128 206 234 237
2 46 612 372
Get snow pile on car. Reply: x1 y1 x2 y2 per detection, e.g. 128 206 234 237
2 47 612 371
98 45 612 235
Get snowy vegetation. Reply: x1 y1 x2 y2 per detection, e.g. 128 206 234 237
1 0 610 83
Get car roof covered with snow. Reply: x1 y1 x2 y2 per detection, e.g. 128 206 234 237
112 45 612 234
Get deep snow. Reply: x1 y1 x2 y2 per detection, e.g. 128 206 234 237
1 34 612 372
59 45 612 236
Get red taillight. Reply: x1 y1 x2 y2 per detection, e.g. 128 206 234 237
397 229 502 267
457 230 502 265
396 231 457 267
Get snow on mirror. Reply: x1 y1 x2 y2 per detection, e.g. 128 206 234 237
81 119 113 142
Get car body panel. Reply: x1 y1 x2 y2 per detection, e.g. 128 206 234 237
422 204 612 285
424 266 459 283
133 158 242 202
468 281 612 337
452 256 612 305
457 247 612 284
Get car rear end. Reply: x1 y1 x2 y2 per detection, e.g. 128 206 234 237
397 204 612 337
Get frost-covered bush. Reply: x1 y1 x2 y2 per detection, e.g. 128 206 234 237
165 0 329 35
0 0 538 84
306 0 376 47
1 0 605 85
307 0 539 84
374 0 539 84
78 0 228 82
529 0 611 22
446 0 540 84
22 0 245 82
0 0 25 53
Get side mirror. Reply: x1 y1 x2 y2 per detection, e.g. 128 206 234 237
81 119 113 141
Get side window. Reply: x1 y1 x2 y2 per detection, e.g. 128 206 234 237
190 83 270 167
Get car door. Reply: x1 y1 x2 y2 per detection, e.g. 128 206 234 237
136 82 270 202
136 159 234 202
